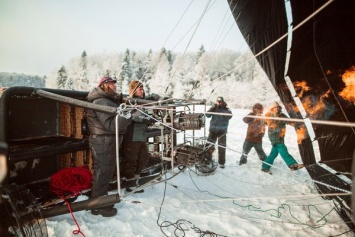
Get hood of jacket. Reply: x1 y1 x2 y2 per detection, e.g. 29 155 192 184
87 87 121 103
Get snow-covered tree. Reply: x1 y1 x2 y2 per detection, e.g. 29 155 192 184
77 51 89 91
56 66 68 89
147 53 171 97
195 45 205 65
65 77 74 90
44 48 278 109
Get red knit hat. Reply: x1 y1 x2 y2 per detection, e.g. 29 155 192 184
97 77 117 86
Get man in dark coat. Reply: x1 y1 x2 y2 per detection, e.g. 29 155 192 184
205 97 232 168
120 80 156 192
86 76 133 217
239 103 267 165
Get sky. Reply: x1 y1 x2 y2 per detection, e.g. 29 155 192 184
0 0 247 76
45 108 352 237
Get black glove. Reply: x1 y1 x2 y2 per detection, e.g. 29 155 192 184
150 93 160 101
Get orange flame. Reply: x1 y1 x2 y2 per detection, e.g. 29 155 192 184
294 81 331 119
339 66 355 105
291 81 334 143
293 81 310 97
296 125 307 144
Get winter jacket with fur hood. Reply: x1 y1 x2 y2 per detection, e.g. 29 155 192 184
86 87 131 135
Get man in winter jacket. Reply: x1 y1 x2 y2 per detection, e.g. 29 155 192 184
261 102 304 174
205 97 233 168
86 76 133 217
120 80 157 192
239 103 267 165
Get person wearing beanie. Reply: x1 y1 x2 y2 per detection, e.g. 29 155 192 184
120 80 158 192
205 96 233 168
239 103 267 165
86 76 133 217
128 80 144 97
261 102 304 174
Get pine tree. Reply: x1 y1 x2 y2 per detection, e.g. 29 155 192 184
77 51 89 91
195 45 205 65
123 49 132 80
118 62 129 93
56 66 68 89
144 50 154 81
65 77 74 90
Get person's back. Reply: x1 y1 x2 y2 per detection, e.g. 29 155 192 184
239 103 266 165
244 103 265 143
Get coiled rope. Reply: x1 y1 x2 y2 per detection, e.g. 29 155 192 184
50 166 92 237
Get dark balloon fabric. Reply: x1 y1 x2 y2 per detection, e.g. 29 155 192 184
228 0 355 173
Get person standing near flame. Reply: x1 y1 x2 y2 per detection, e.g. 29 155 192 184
205 96 233 168
261 102 304 174
239 103 267 165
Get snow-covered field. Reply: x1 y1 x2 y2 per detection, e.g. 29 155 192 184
46 109 352 237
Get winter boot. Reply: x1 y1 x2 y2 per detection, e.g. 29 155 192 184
261 169 272 175
239 158 247 165
126 187 144 193
289 163 304 171
91 206 117 217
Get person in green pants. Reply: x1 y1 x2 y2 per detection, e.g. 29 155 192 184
261 102 304 174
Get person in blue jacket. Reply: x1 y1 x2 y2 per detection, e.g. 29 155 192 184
205 97 233 168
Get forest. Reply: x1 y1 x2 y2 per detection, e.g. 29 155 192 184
2 46 279 109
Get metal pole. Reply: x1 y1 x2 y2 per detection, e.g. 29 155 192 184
115 114 121 197
41 194 120 218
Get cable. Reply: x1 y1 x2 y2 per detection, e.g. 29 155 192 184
164 0 213 96
155 172 227 237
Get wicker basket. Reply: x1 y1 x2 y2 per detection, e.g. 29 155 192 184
59 103 92 169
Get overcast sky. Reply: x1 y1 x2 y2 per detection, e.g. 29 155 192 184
0 0 247 76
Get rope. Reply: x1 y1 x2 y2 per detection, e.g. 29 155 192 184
49 166 92 237
155 173 227 237
50 166 92 197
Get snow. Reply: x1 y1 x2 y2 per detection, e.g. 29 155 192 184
46 109 352 237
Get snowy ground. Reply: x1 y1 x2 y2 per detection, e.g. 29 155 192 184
46 109 352 237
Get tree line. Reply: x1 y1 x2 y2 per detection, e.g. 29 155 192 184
47 46 279 109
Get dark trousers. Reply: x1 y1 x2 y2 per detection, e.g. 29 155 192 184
207 131 227 165
90 134 118 199
121 141 150 179
239 140 266 163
